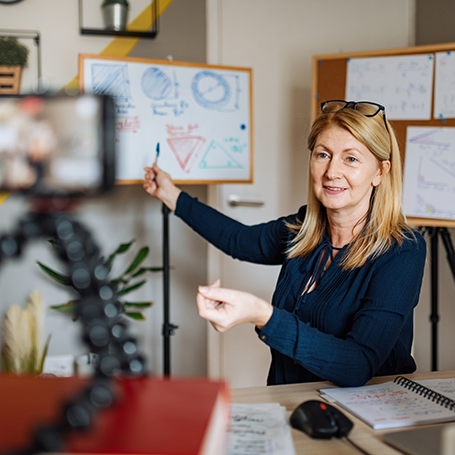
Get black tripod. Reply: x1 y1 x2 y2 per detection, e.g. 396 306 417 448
420 227 455 371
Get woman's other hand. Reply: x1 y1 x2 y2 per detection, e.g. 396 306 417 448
196 281 273 332
143 163 181 212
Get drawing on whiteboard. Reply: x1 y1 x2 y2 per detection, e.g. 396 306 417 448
115 116 140 133
90 63 132 102
141 67 173 100
223 137 247 154
151 100 189 117
191 71 241 111
403 127 455 220
165 124 206 174
199 141 243 169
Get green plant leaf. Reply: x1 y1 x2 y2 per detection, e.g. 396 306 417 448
123 246 149 276
37 261 71 286
50 301 79 313
111 276 130 286
47 239 61 249
106 239 136 266
38 334 52 374
123 301 153 307
131 266 164 278
124 312 145 321
117 280 146 297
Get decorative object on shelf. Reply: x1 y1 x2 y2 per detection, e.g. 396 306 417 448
0 290 51 375
79 0 158 39
37 238 161 321
101 0 129 31
0 36 29 94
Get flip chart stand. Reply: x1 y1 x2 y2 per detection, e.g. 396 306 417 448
162 203 178 376
421 227 455 371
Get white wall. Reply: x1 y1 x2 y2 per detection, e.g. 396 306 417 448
0 0 209 377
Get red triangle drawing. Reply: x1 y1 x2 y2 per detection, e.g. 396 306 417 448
166 136 206 173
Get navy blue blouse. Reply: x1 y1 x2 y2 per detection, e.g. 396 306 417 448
175 191 427 387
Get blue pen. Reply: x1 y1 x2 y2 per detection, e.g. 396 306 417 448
153 142 160 181
155 142 160 164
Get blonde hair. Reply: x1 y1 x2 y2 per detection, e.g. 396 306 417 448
287 107 412 269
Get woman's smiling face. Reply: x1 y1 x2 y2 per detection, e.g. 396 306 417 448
311 126 390 220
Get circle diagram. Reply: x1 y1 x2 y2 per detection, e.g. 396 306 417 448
141 68 172 100
191 71 231 110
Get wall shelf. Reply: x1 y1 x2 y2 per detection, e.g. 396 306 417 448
78 0 158 39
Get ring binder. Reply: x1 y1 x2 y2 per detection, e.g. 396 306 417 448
320 376 455 429
394 376 455 411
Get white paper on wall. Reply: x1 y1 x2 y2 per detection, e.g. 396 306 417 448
346 54 434 120
434 51 455 119
403 126 455 220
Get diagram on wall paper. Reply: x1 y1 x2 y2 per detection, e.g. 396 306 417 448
403 126 455 220
79 54 253 184
346 54 434 120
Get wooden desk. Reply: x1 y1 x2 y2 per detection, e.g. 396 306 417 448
231 369 455 455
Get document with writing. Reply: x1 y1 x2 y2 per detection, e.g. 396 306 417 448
320 377 455 430
227 402 295 455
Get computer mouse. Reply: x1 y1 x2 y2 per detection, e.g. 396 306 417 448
290 399 353 439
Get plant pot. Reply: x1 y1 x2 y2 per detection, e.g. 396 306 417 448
102 4 129 31
74 353 99 377
0 66 22 95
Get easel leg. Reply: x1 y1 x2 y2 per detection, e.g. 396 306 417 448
426 226 455 372
430 228 439 372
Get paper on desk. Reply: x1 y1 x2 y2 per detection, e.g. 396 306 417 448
226 402 295 455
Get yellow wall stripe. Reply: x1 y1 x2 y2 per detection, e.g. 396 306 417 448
63 0 174 93
1 0 174 206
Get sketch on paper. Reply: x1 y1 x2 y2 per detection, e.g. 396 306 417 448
403 126 455 220
434 52 455 119
346 54 434 120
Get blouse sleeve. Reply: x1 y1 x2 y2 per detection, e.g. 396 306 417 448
257 233 427 387
175 191 305 265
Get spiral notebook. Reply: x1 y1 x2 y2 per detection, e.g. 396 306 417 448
320 376 455 430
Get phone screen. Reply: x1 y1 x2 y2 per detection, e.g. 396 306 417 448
0 94 116 196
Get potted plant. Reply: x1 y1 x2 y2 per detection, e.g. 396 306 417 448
1 290 51 375
0 36 29 95
101 0 130 31
37 239 162 321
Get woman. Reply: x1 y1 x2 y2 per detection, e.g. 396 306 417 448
144 100 426 387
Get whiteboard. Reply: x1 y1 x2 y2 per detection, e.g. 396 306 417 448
346 54 434 120
79 55 253 184
403 126 455 220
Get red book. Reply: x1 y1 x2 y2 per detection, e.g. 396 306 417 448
0 374 230 455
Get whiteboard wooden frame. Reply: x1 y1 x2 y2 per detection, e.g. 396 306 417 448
79 54 253 185
311 42 455 227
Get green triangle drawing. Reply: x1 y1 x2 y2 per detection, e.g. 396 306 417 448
199 140 243 169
